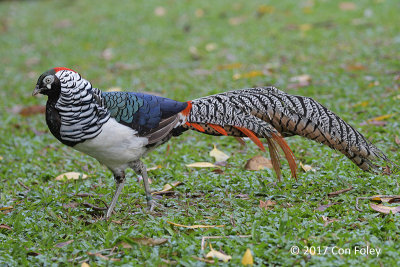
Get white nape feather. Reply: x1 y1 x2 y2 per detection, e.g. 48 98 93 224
74 118 149 170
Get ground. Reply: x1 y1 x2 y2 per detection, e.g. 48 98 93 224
0 0 399 266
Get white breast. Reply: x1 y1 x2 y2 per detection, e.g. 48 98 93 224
73 118 149 170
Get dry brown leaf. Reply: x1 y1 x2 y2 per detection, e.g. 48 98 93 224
339 2 357 11
370 203 400 214
18 105 46 117
205 43 217 52
154 6 166 16
206 245 232 262
353 101 369 107
217 63 242 70
130 237 168 246
346 64 365 71
101 48 113 60
395 136 400 145
300 162 314 172
288 74 311 89
242 248 254 265
229 16 246 26
328 186 353 197
370 195 400 203
209 145 230 162
0 155 3 160
55 240 74 248
81 262 90 267
147 165 162 171
299 23 312 32
152 181 182 195
259 200 276 210
55 172 88 181
316 202 339 212
63 202 79 209
0 206 13 212
186 162 220 168
195 9 204 18
257 5 275 16
0 224 12 231
87 252 120 261
167 221 224 229
244 155 272 171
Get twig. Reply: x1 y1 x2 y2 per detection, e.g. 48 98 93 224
17 180 31 191
328 186 353 197
355 197 371 211
81 198 109 211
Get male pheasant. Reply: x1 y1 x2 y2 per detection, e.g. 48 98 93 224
33 67 392 218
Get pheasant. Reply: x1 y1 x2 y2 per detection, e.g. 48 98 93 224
33 67 392 218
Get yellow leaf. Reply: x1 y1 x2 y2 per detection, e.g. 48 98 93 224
167 221 224 229
257 5 275 15
367 114 394 122
0 156 3 160
206 245 232 262
0 206 13 211
106 87 122 92
81 263 90 267
205 43 217 52
299 23 312 32
55 172 88 181
370 195 400 203
186 162 220 168
152 181 182 195
353 101 369 107
300 162 315 172
244 155 272 171
195 9 204 18
242 248 254 265
217 63 242 70
209 145 230 162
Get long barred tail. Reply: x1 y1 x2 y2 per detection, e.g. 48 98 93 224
181 86 394 179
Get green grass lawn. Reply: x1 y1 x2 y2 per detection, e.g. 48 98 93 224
1 0 399 265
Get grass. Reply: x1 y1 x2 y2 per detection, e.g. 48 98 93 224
0 0 399 265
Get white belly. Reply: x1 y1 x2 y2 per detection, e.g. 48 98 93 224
74 118 149 170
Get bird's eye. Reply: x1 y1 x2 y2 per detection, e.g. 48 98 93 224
43 75 54 85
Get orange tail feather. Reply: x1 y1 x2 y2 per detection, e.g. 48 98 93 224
234 126 266 152
271 132 297 179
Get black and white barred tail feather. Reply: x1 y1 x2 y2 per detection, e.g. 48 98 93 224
183 86 393 174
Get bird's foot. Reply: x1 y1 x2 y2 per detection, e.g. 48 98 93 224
146 197 163 212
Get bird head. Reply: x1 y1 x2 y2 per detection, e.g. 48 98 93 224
33 67 76 97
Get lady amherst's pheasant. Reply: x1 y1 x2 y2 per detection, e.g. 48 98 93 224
33 67 392 218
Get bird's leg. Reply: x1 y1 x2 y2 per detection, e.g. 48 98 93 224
105 170 126 219
131 160 156 211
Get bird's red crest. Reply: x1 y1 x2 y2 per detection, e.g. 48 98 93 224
53 67 76 73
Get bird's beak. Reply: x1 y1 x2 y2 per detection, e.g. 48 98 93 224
32 85 42 96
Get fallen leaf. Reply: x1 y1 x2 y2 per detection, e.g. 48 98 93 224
370 203 400 214
55 19 73 29
186 162 220 168
257 5 275 16
300 162 315 172
205 43 217 52
106 87 122 92
129 237 168 246
395 136 400 145
87 252 120 261
233 71 264 80
242 248 254 265
154 6 166 16
370 195 400 203
147 165 162 171
229 16 246 26
63 202 79 209
81 263 90 267
244 155 272 171
0 224 12 231
195 9 204 18
259 199 276 210
360 120 387 126
299 23 312 32
18 105 46 117
55 240 74 248
288 74 312 89
346 64 365 71
167 221 224 229
353 101 369 107
217 63 242 70
152 181 182 195
368 114 394 122
0 206 13 212
339 2 357 11
101 48 113 60
209 145 230 162
0 156 3 160
206 245 232 262
316 202 339 212
55 172 88 181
